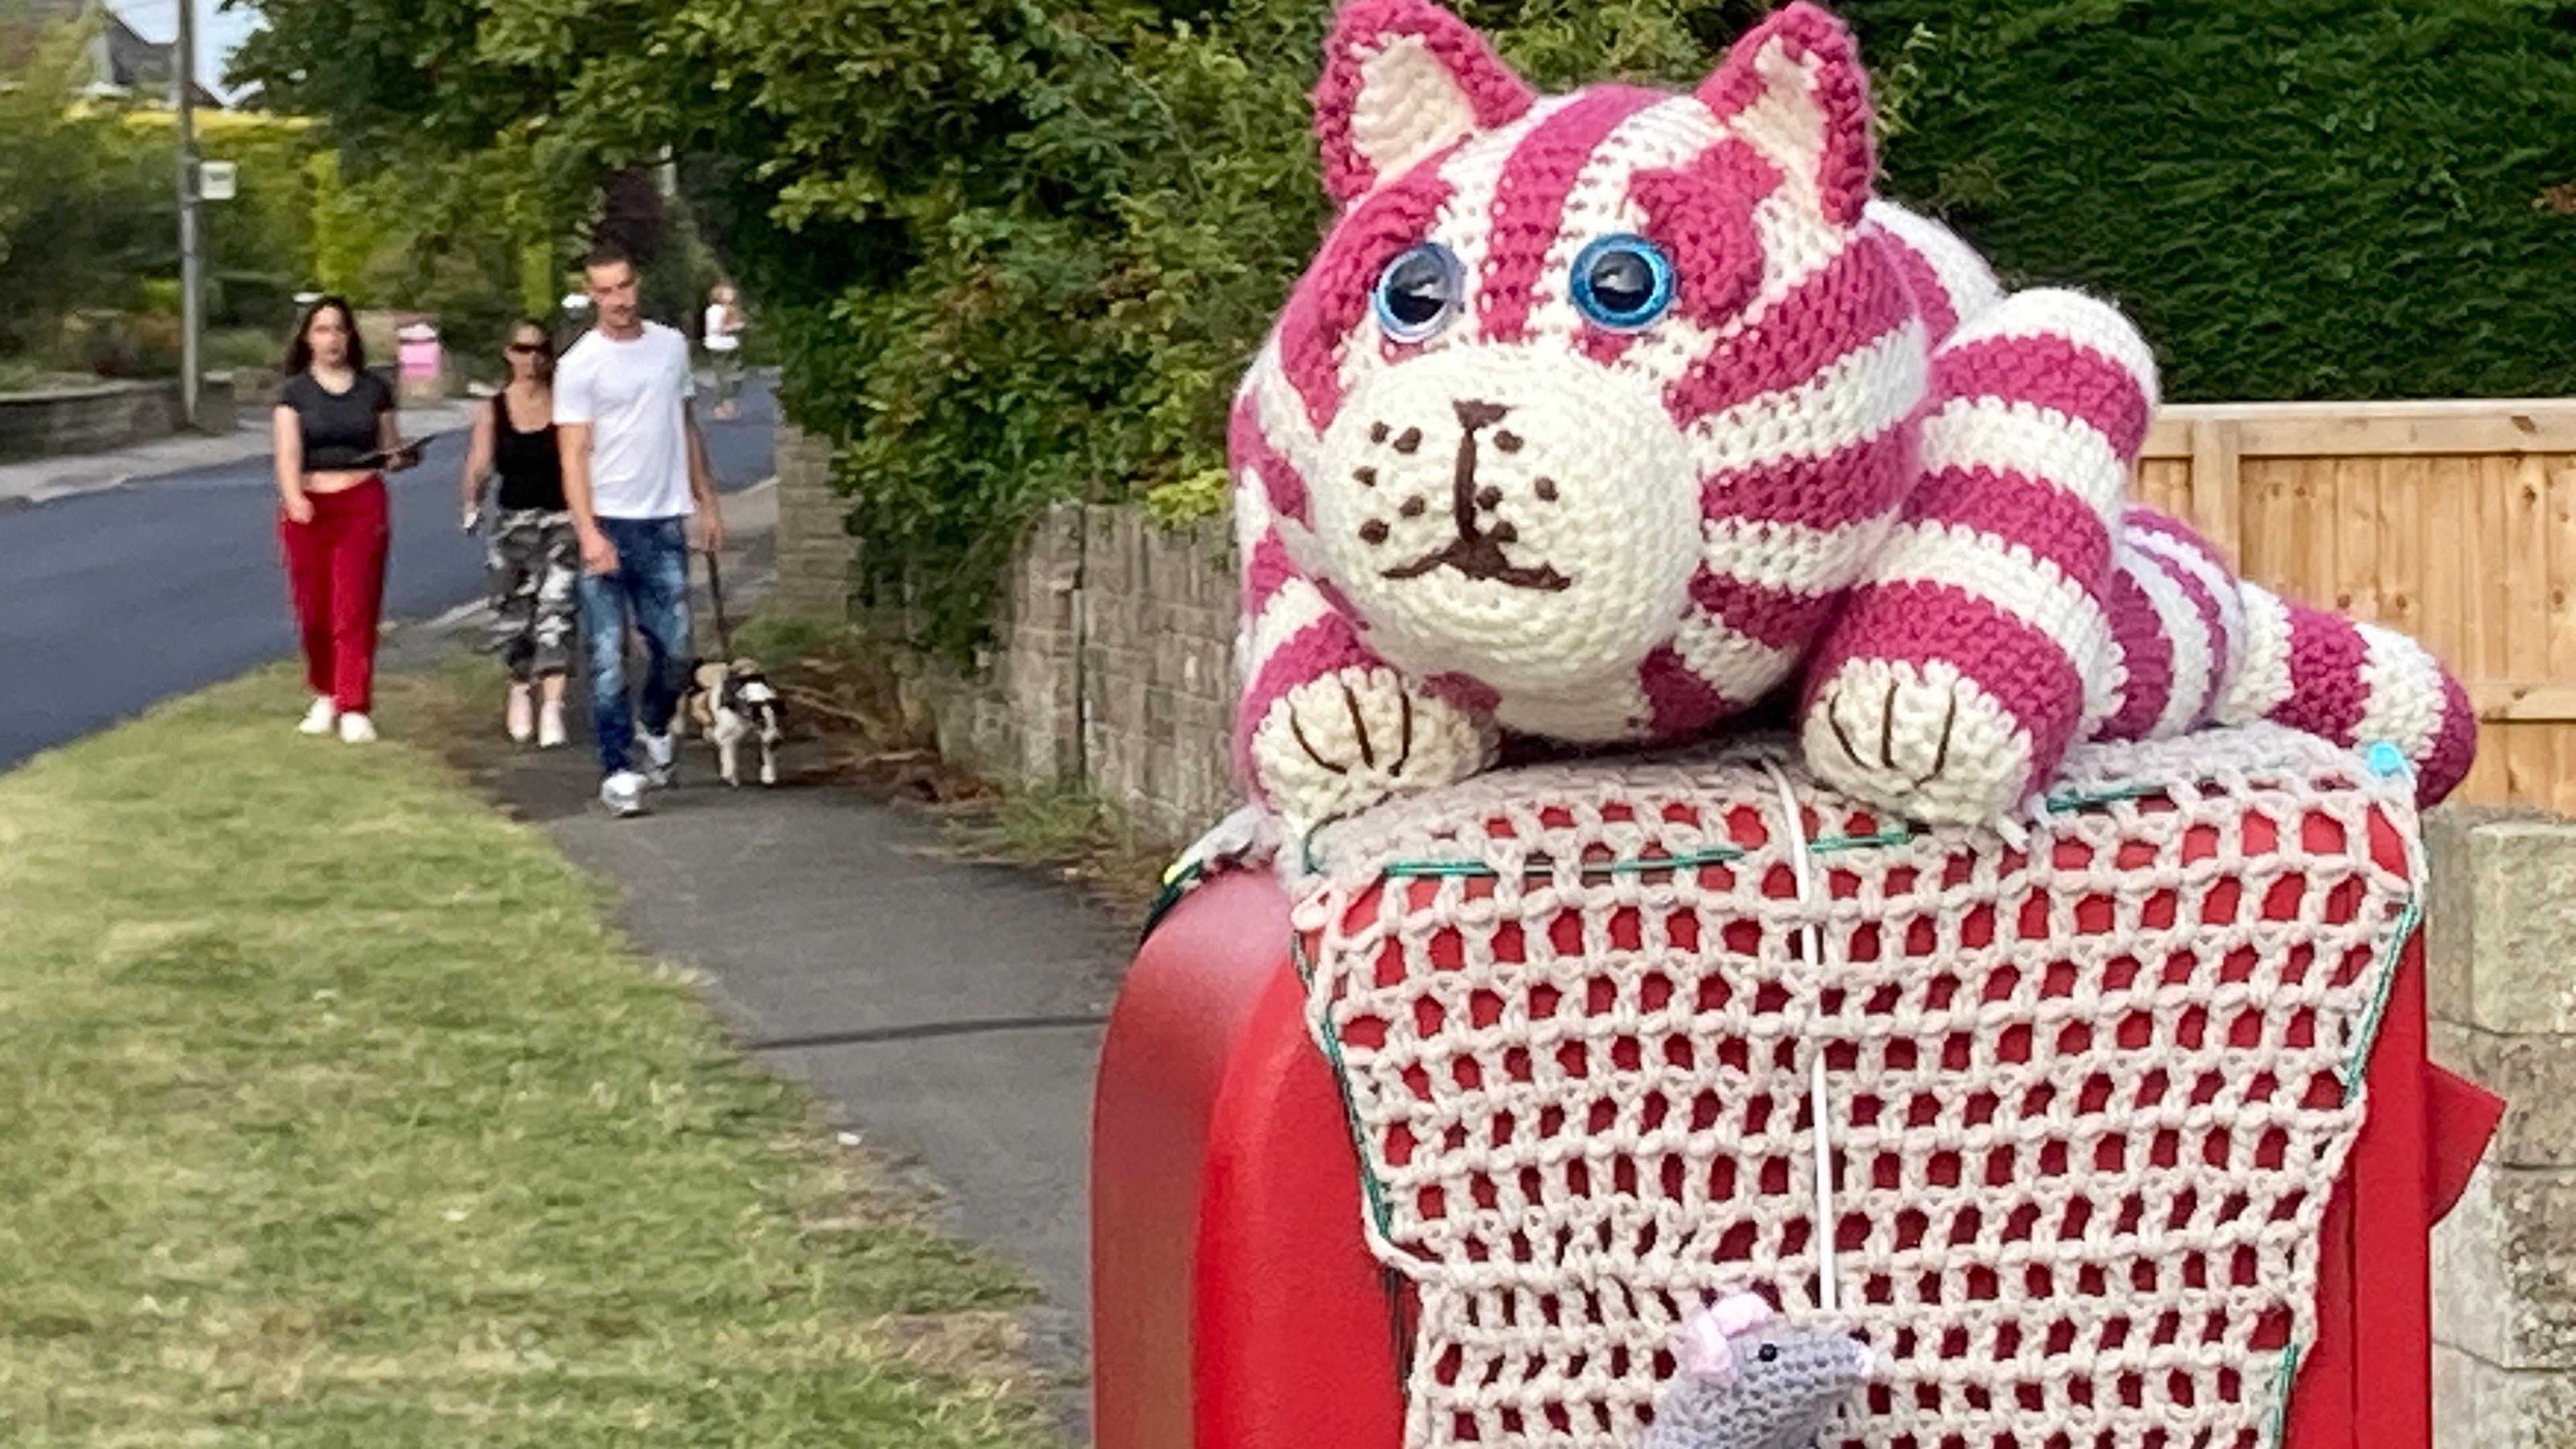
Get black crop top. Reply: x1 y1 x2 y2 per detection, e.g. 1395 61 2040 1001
280 370 394 471
490 391 566 511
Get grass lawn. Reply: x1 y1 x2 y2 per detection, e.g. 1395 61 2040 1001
0 667 1057 1448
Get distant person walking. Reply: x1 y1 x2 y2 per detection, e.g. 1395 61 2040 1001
558 244 724 818
460 319 574 749
272 295 421 745
702 284 746 419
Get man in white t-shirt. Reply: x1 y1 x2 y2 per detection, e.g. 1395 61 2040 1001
702 283 745 420
556 243 724 818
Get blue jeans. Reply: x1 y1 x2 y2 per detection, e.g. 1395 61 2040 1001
578 516 693 776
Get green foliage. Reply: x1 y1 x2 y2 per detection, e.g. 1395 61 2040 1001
1141 466 1233 529
0 6 325 372
230 0 2576 655
182 111 327 333
1846 0 2576 401
234 0 1762 655
0 14 176 357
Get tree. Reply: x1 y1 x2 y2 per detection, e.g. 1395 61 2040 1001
0 9 174 358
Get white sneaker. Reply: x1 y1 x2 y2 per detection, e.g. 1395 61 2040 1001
641 730 678 788
337 712 378 745
505 685 535 743
299 697 338 735
537 700 568 749
600 769 650 817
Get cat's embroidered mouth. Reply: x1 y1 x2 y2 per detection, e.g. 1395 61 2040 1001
1372 396 1574 591
1382 539 1572 591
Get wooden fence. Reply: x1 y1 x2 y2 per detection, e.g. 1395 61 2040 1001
2133 399 2576 814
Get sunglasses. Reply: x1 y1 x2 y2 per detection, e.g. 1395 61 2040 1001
507 342 547 356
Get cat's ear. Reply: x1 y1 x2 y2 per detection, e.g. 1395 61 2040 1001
1697 3 1875 226
1313 0 1536 210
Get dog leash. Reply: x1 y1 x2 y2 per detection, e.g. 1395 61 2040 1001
704 545 736 660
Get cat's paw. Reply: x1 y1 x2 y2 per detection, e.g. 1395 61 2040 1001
1802 658 2033 824
1249 668 1493 834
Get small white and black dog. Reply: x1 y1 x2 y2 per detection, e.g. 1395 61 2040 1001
676 658 785 787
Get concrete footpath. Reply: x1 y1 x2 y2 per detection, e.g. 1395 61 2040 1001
0 398 480 507
384 480 1128 1440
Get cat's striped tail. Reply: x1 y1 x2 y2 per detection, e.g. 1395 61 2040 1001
2115 506 2474 805
2213 580 2477 804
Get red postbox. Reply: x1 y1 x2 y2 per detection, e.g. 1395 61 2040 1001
1094 762 2502 1449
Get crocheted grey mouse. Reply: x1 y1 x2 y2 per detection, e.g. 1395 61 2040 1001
1641 1294 1874 1449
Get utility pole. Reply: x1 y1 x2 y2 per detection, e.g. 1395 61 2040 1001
172 0 202 428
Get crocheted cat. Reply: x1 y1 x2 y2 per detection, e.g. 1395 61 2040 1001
1641 1295 1872 1449
1228 0 2477 833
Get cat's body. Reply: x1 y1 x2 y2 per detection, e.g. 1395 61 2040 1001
1231 0 2475 834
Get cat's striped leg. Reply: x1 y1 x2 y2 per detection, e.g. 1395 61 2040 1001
1234 526 1499 835
1800 288 2157 823
2096 506 2247 745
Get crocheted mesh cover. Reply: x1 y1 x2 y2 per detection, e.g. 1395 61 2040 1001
1288 724 2424 1449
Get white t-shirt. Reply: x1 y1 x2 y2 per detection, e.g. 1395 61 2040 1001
703 303 741 352
555 321 696 520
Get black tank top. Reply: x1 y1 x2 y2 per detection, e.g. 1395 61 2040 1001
492 391 565 511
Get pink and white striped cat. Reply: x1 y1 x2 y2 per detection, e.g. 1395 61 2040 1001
1232 0 2475 833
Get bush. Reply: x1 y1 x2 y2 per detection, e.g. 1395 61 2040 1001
673 0 1768 654
211 270 299 332
56 309 182 380
0 19 171 359
230 0 2576 655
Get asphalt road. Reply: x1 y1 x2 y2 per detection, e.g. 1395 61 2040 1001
0 382 777 770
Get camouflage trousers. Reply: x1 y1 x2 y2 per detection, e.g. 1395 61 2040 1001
486 508 580 681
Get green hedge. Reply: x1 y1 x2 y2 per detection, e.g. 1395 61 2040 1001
233 0 2576 655
1850 0 2576 402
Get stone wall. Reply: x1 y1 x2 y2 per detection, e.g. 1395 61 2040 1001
2428 811 2576 1449
769 422 855 622
0 379 183 461
911 504 1239 847
1075 507 1237 846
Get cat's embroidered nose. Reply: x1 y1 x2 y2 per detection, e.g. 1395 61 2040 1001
1452 398 1510 431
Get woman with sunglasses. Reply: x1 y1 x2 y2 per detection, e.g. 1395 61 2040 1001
459 320 575 747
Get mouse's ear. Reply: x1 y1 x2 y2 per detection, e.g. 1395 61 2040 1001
1678 1309 1741 1383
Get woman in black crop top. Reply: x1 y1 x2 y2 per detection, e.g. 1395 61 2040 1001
458 319 576 747
272 295 420 745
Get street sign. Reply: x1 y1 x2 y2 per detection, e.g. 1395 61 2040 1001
197 160 237 201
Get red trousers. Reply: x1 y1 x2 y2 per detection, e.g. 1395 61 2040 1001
279 477 390 714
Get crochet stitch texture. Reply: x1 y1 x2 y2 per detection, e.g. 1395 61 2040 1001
1291 724 2424 1448
1230 0 2477 835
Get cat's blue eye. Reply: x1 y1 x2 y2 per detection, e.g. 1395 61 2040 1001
1374 243 1464 342
1570 234 1675 331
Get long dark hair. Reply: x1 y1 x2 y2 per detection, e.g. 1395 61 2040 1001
505 318 555 384
284 296 365 376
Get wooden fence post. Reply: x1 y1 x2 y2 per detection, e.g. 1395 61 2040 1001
2188 418 2245 565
